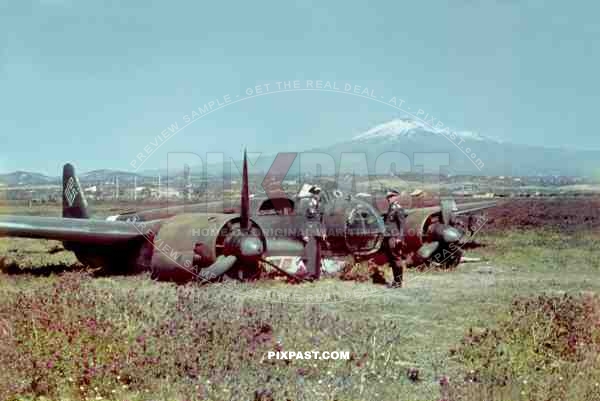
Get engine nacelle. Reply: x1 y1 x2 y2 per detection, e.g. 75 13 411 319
402 208 439 253
149 213 264 282
401 202 465 268
402 199 462 250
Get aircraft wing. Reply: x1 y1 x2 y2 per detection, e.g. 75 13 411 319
0 215 150 245
453 200 498 215
406 200 498 216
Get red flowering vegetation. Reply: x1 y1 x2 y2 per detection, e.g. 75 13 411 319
0 274 285 399
0 272 410 400
446 294 600 401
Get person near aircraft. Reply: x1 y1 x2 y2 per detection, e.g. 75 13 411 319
383 190 408 287
301 185 325 280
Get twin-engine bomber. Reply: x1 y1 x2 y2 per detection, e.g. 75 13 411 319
0 151 497 286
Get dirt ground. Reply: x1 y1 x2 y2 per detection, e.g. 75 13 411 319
483 197 600 232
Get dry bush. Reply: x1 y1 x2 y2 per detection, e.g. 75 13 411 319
447 293 600 401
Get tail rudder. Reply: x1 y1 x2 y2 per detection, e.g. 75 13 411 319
62 163 89 219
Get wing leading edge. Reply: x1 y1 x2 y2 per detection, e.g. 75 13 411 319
0 215 148 245
454 200 498 215
405 200 498 216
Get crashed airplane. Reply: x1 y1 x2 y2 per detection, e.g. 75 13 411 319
0 151 497 286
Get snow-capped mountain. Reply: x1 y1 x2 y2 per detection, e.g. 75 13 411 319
351 119 502 144
352 119 501 143
313 118 600 177
204 118 599 178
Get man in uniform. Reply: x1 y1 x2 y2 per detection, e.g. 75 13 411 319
383 189 408 288
301 185 324 280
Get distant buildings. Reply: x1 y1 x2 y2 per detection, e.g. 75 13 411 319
0 170 596 204
473 192 495 199
156 188 182 199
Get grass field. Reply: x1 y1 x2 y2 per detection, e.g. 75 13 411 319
1 199 600 400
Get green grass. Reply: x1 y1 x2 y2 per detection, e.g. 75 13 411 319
1 229 600 400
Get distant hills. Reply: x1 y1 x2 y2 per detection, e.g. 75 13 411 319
0 171 58 187
2 119 599 186
79 169 144 184
0 169 147 187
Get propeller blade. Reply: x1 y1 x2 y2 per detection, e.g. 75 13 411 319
240 148 250 232
197 255 238 282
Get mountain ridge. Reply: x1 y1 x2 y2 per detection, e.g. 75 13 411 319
2 118 598 185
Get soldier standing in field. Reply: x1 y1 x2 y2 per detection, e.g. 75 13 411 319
383 190 408 288
301 185 324 280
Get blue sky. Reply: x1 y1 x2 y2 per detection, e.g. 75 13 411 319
0 0 598 174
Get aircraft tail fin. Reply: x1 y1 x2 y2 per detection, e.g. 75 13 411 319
62 163 90 219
